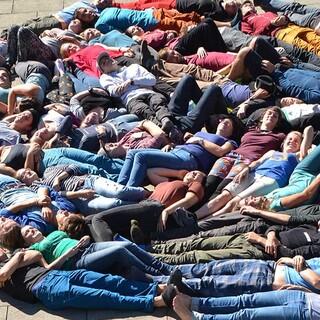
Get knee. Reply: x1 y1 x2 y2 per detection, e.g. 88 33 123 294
238 47 253 59
181 74 196 87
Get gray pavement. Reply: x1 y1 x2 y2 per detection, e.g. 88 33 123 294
0 0 319 318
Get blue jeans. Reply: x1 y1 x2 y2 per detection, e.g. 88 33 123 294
41 148 123 181
69 69 102 93
154 259 275 297
117 148 199 186
192 290 309 320
74 176 146 214
255 0 320 29
32 269 157 311
108 114 140 139
74 241 173 276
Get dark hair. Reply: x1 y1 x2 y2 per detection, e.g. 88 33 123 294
74 7 97 29
18 97 41 113
158 47 170 61
0 225 25 250
259 106 282 129
60 215 86 239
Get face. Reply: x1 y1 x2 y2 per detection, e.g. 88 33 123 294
261 109 280 130
283 132 301 153
223 0 238 16
68 19 82 34
241 1 256 15
76 8 97 23
17 168 39 185
81 112 100 128
165 49 184 63
99 56 119 74
21 226 44 245
56 211 78 229
127 25 144 37
62 43 81 58
83 28 101 41
183 171 205 184
0 217 18 234
104 143 126 158
280 97 304 107
13 111 33 132
216 118 234 138
0 69 11 89
31 127 54 144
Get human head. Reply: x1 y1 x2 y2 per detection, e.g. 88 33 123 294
30 127 55 145
215 116 235 138
0 67 11 89
0 217 24 250
17 97 41 114
222 0 238 17
80 111 101 128
96 51 119 74
13 110 39 133
16 168 39 185
280 97 304 107
125 25 145 37
259 107 282 131
183 170 206 184
74 7 98 23
158 48 185 64
94 0 113 9
57 213 86 239
80 28 101 41
238 196 270 210
60 42 81 59
241 0 256 15
282 131 302 153
101 142 127 158
21 226 44 246
68 19 83 34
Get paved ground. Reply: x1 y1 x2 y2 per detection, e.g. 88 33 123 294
0 0 319 319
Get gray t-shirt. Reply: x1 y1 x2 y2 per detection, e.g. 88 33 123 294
0 120 21 146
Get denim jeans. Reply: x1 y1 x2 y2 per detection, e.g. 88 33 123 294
117 147 199 186
192 290 309 320
155 259 275 297
168 75 228 133
41 148 123 181
74 241 173 276
255 0 320 29
32 269 157 311
69 69 102 93
108 114 140 139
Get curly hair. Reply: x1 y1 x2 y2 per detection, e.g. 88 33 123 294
60 215 86 240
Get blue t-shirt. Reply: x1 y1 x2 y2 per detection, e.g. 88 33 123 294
56 0 98 24
178 132 237 173
255 151 298 187
0 87 10 104
89 30 136 48
220 80 251 108
95 8 158 33
284 258 320 293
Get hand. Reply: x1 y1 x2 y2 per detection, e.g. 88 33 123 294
75 235 91 249
52 177 61 191
240 205 261 216
185 137 203 145
42 207 55 224
261 60 275 73
123 48 135 58
279 56 293 68
157 210 169 232
77 189 95 199
276 257 294 267
251 88 270 100
114 80 131 95
244 232 261 244
265 236 280 257
0 269 10 288
236 103 248 119
183 132 193 141
161 144 174 152
197 47 207 58
96 125 107 135
293 255 306 272
233 167 249 184
37 195 51 207
271 15 288 27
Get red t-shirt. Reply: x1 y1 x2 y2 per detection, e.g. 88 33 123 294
149 180 204 208
241 11 278 36
185 52 235 71
70 45 122 78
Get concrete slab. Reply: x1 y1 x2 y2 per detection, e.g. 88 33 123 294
0 1 13 14
0 307 7 320
13 0 63 14
0 12 37 28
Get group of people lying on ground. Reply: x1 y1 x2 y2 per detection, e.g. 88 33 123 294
0 0 320 318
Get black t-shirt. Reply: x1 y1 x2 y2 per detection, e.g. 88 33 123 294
176 0 228 20
2 263 49 303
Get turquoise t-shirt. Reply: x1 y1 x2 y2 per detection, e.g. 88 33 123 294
89 30 136 48
0 87 10 104
95 8 158 33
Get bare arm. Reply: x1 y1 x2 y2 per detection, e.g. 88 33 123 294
187 138 235 157
240 206 291 224
147 168 187 185
299 126 314 160
6 198 40 213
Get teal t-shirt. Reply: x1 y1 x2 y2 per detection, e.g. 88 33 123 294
30 230 78 269
89 30 136 48
0 87 10 104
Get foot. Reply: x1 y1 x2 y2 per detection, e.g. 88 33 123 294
130 220 146 244
161 284 177 308
168 269 197 296
173 292 193 320
140 40 157 71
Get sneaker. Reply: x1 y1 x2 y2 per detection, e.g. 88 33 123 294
130 220 146 244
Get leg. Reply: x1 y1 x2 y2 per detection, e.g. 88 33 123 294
148 92 172 126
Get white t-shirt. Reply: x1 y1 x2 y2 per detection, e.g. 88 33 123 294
282 103 320 122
